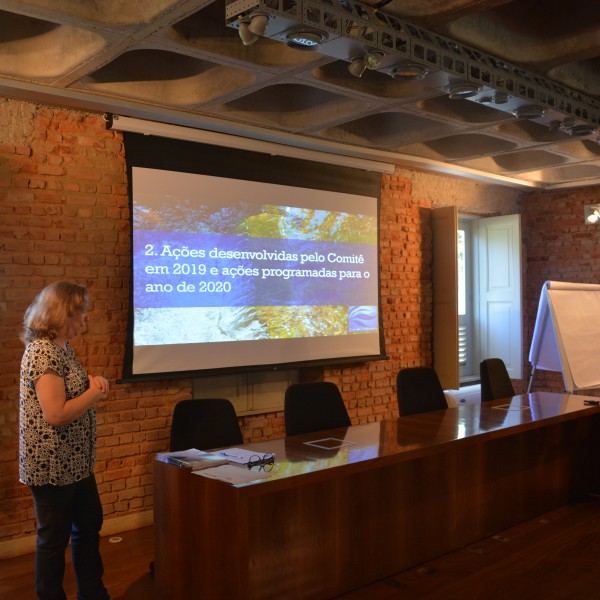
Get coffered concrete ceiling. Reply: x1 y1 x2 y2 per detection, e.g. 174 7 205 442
1 0 600 188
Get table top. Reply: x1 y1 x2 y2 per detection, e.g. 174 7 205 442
165 392 600 490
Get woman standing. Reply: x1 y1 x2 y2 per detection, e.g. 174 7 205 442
19 281 111 600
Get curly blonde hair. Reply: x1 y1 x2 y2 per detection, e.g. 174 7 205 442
21 281 89 345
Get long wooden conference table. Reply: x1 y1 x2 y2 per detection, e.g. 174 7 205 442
153 392 600 600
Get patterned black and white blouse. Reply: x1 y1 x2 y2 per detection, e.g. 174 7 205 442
19 339 96 487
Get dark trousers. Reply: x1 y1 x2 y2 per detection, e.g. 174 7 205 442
30 474 110 600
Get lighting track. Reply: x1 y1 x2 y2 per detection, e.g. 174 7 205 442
225 0 600 136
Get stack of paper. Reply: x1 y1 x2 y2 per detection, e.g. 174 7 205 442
156 448 228 470
157 447 276 484
195 465 271 484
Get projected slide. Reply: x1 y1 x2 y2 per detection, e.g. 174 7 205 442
129 167 382 376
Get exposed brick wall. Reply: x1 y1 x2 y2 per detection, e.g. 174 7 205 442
520 186 600 393
323 174 435 426
0 98 522 545
0 101 193 542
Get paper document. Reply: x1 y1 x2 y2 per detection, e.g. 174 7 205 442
303 437 356 450
195 464 271 484
156 448 228 470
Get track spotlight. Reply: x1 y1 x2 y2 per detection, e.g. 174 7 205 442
447 83 482 99
568 124 597 137
478 92 510 105
364 51 383 69
284 27 327 51
348 57 367 78
584 204 600 224
238 21 259 45
348 51 384 78
237 12 269 45
513 104 546 120
549 117 596 136
391 63 430 80
248 13 269 36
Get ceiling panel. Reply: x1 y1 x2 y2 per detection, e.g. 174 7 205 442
1 0 599 189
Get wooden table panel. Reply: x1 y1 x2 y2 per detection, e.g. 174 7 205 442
154 393 600 600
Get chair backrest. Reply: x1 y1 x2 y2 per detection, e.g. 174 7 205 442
169 398 243 452
480 358 515 402
396 367 448 417
284 382 351 436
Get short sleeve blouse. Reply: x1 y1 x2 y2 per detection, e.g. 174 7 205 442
19 339 96 486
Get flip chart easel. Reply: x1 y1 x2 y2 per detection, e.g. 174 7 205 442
528 280 600 392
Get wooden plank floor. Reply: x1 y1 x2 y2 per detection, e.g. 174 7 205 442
2 496 599 600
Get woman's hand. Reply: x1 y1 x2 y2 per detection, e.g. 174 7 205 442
89 375 109 399
37 373 109 426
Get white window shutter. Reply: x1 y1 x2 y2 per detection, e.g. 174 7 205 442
477 214 522 379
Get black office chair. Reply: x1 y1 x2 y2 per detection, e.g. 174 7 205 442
480 358 515 402
169 398 243 452
396 367 448 416
150 398 243 575
284 382 351 436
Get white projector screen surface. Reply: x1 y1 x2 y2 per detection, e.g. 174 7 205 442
128 166 383 377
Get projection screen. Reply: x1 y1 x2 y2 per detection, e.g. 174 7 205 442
121 133 385 380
